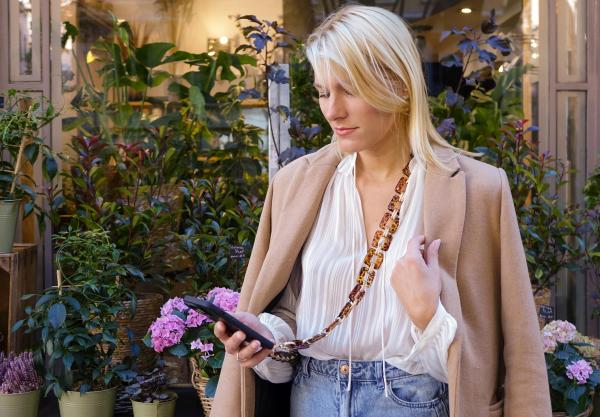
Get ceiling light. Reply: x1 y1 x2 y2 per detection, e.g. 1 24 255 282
460 7 472 14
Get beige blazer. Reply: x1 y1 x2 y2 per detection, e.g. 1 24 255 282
210 143 552 417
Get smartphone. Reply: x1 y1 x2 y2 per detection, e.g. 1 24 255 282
183 295 274 350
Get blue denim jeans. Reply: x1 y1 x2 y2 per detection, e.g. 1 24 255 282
290 356 449 417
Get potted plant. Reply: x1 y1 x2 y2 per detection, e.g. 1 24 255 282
15 227 138 417
144 287 239 416
126 366 177 417
0 352 43 417
0 89 59 252
542 320 600 416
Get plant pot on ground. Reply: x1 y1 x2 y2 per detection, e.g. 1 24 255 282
0 352 43 417
125 366 177 417
0 89 59 252
15 227 139 417
59 386 119 417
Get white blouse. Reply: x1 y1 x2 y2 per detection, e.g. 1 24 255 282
253 153 457 390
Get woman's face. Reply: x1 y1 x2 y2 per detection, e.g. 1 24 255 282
315 76 396 154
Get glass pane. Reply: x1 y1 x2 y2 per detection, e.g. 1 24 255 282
17 0 34 75
522 0 540 144
556 91 587 207
556 0 587 82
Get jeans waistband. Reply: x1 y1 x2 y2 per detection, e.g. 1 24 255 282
298 355 426 382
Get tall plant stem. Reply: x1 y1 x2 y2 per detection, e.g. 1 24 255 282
10 135 30 195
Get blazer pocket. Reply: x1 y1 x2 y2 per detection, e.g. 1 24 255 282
489 398 504 417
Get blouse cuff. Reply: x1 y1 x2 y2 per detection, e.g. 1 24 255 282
405 299 457 383
251 313 295 383
410 300 452 343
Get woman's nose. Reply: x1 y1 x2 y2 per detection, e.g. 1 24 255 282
323 95 346 121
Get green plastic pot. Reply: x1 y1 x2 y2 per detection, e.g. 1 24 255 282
131 392 177 417
0 199 20 253
0 388 41 417
59 387 117 417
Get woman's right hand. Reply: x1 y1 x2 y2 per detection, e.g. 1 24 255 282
214 311 275 368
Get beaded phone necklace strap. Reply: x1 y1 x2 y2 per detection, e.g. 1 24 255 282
269 156 413 363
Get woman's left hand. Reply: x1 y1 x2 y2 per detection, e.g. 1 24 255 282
390 235 442 331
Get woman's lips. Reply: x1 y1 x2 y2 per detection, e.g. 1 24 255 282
334 127 358 136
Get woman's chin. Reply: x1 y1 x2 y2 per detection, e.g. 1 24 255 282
337 138 363 154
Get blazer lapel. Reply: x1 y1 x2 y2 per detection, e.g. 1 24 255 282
424 146 466 417
247 148 341 314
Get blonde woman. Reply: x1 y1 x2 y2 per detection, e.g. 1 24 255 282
210 5 551 417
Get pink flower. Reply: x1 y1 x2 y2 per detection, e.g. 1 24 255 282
149 314 186 353
186 309 208 328
566 360 593 385
160 297 189 316
542 329 558 353
191 339 214 360
207 287 239 313
543 320 577 344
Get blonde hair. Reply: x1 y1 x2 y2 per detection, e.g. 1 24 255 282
305 4 469 170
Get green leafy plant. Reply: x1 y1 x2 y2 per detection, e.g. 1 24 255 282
479 120 585 292
584 166 600 316
15 227 137 397
429 9 523 151
0 89 60 228
57 18 267 292
59 133 187 289
177 177 263 293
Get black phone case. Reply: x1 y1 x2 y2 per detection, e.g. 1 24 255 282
183 295 275 349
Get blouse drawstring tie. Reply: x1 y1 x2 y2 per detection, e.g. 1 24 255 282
380 256 389 397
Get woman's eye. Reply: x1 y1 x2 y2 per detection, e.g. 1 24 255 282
318 92 329 98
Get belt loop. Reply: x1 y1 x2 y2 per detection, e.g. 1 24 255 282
301 355 311 377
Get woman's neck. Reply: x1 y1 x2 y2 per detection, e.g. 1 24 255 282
355 141 411 183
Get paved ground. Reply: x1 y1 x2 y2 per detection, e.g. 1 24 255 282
39 386 204 417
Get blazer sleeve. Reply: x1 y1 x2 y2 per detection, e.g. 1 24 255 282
210 179 276 417
252 257 301 383
498 168 552 417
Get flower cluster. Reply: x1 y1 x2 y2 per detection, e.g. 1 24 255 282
207 287 239 313
542 320 600 416
0 352 42 394
542 320 577 352
146 288 239 370
148 314 187 353
566 360 594 385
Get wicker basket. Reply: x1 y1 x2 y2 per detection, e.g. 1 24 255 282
190 358 213 417
552 405 593 417
112 292 163 368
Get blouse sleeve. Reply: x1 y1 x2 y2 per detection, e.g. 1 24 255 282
252 257 302 383
404 298 457 383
